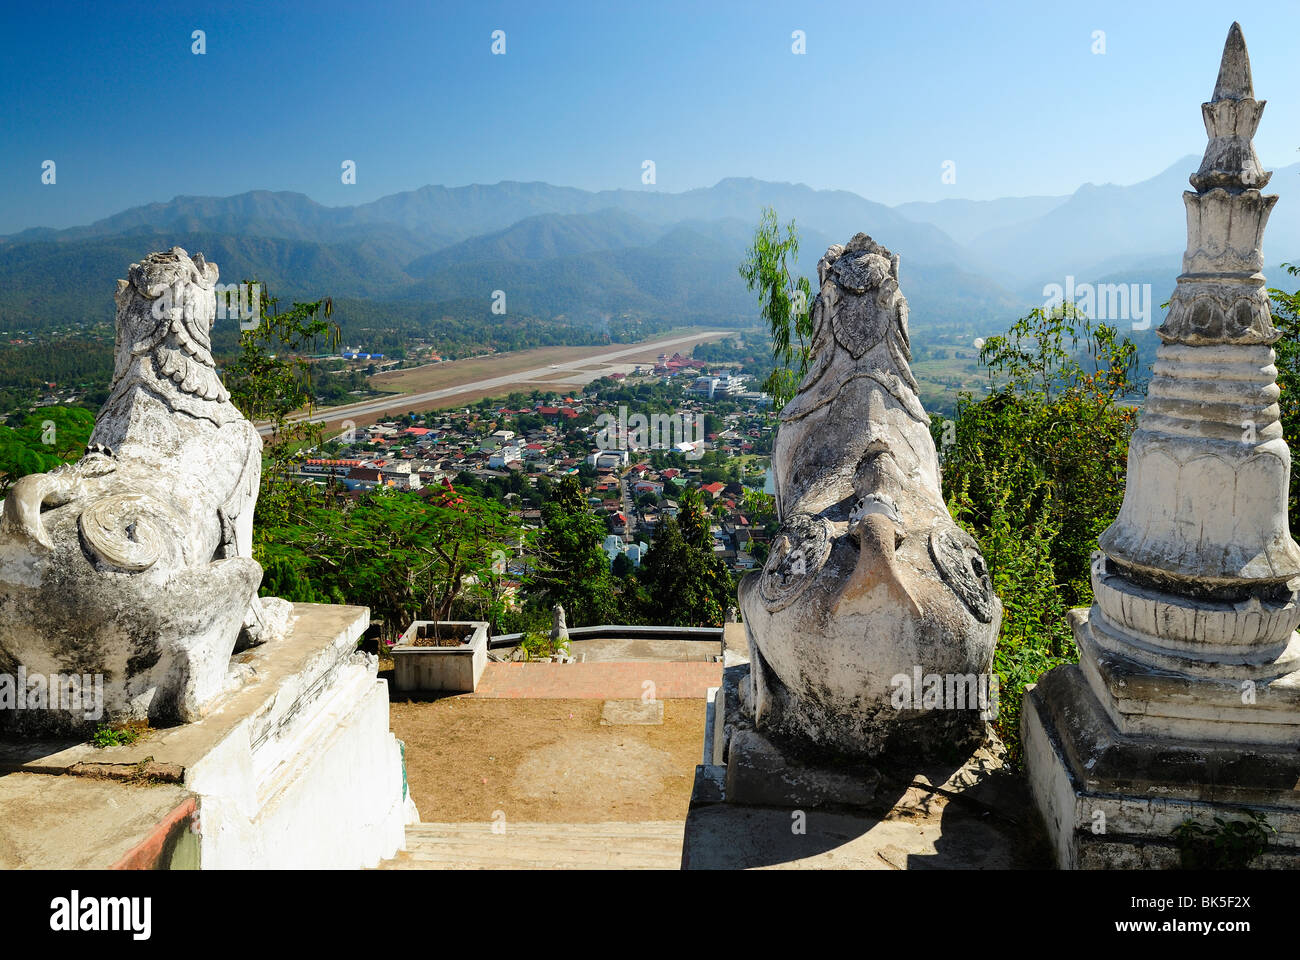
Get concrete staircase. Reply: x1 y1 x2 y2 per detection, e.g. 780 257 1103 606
377 821 686 869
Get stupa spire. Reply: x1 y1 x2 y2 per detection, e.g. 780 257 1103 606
1212 22 1253 101
1191 22 1269 193
1110 19 1291 584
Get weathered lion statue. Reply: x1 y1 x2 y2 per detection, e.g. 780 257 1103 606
0 247 288 734
737 234 1001 759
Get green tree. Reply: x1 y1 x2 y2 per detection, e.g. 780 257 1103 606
223 285 339 532
678 486 713 549
219 285 346 608
531 475 618 626
636 515 733 627
1268 263 1300 530
741 488 776 529
258 485 525 640
0 406 94 496
739 207 813 410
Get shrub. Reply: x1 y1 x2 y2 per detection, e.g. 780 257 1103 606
938 307 1137 765
1174 812 1275 869
91 722 142 748
517 630 569 662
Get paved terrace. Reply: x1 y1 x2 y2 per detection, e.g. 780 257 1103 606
380 624 1040 870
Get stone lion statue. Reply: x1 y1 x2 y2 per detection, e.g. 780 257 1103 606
737 234 1001 759
0 247 288 734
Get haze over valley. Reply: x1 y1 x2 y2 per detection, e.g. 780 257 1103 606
9 154 1300 414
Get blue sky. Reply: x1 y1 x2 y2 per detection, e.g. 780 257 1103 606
2 0 1299 233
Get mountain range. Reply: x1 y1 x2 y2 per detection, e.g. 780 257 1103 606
5 157 1300 345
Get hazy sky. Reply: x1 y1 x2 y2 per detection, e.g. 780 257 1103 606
3 0 1299 233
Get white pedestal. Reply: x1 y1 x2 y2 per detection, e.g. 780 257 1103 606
0 603 418 869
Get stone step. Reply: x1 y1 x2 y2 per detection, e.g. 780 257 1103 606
406 820 684 839
400 849 680 868
379 856 678 870
378 821 685 870
404 833 682 853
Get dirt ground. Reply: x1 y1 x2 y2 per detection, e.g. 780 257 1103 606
389 697 705 823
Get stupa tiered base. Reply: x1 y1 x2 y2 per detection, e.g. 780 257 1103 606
1024 609 1300 869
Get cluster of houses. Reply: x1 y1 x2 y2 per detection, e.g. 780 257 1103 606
297 382 775 575
592 463 765 573
32 383 83 407
654 354 765 403
298 398 592 492
652 352 707 376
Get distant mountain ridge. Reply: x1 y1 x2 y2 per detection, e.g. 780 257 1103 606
897 156 1300 292
5 162 1300 344
892 195 1070 247
1 177 969 267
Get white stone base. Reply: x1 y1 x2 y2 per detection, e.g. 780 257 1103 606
0 603 417 869
196 671 413 868
193 603 416 869
1023 665 1300 869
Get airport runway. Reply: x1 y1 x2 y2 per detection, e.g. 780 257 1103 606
258 330 730 436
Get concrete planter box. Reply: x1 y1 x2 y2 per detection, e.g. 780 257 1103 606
391 620 489 693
